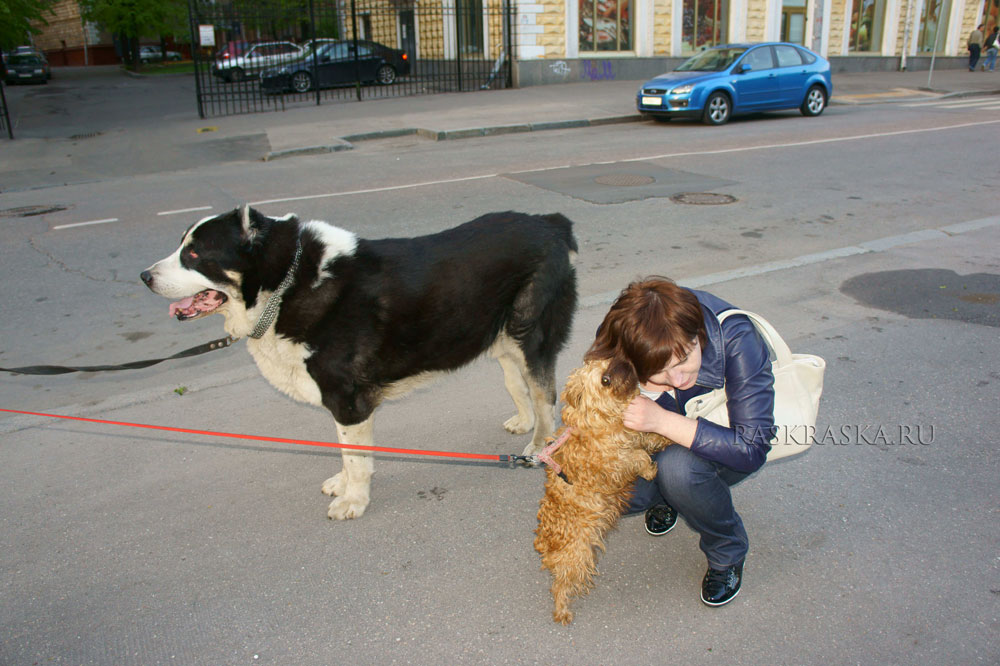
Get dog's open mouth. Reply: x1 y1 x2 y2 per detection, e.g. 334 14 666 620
169 289 228 321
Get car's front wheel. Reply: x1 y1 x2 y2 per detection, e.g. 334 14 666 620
229 67 245 82
800 85 827 116
291 71 313 93
702 92 732 125
376 64 397 85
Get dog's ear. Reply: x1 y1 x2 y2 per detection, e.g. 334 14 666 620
562 370 585 410
602 355 638 401
240 205 271 250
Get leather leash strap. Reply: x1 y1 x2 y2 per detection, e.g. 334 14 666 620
0 336 237 375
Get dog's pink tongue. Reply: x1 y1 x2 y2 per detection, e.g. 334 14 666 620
169 297 195 318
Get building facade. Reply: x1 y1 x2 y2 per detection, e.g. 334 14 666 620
515 0 997 83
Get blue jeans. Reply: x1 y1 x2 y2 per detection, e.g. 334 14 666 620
627 445 754 569
984 47 998 71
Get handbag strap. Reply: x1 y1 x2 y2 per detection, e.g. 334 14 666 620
716 309 794 367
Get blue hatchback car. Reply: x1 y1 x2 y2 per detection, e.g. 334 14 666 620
636 43 832 125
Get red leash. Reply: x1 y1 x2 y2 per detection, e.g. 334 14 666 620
0 408 532 463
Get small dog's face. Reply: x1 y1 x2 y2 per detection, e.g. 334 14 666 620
560 358 638 426
140 207 260 324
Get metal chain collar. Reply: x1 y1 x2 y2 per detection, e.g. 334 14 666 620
249 239 302 340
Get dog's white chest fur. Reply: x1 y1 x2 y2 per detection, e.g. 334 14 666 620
247 333 322 406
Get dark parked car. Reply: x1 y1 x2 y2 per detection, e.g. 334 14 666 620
636 42 832 125
4 52 51 84
260 39 409 93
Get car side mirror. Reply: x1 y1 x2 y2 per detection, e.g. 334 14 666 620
738 63 753 73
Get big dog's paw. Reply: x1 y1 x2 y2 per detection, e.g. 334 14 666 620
327 495 368 520
504 413 534 435
321 473 346 497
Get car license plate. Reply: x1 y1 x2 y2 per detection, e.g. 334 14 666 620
641 96 662 106
20 73 32 78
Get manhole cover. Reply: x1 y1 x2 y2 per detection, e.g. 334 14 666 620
593 174 656 187
670 192 738 205
0 205 69 218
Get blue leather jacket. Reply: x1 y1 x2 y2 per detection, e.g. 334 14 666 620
653 290 775 473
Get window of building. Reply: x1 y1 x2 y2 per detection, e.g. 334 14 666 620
579 0 632 52
848 0 886 53
458 0 484 54
780 0 807 45
682 0 729 53
916 0 952 53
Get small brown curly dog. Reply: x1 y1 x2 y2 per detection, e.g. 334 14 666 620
534 358 671 624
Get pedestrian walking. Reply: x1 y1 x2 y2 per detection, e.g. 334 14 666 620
983 25 999 72
969 23 984 71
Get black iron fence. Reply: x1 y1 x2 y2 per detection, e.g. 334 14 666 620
188 0 514 118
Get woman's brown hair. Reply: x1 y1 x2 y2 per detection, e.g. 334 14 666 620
585 277 707 396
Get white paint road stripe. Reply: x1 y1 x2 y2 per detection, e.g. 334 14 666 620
577 216 1000 309
52 218 119 230
58 119 1000 225
249 174 498 207
247 119 1000 206
157 206 213 216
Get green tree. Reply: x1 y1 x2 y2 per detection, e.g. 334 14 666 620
0 0 55 50
78 0 187 69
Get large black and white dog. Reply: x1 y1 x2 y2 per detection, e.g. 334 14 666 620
141 206 577 519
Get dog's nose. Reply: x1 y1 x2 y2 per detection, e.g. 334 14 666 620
140 270 153 286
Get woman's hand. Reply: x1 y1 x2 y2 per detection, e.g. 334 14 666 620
623 395 698 448
623 395 668 434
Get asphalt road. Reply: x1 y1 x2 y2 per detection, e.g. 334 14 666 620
1 73 998 664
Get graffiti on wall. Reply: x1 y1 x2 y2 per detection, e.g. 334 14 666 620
580 59 615 80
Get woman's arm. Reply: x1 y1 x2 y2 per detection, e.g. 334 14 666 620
689 318 775 472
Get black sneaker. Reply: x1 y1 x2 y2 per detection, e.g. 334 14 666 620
644 503 677 536
701 562 743 606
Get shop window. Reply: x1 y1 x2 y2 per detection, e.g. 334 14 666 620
781 0 807 45
458 0 484 54
682 0 729 53
848 0 886 53
579 0 632 52
916 0 952 53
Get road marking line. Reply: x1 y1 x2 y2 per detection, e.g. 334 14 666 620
245 119 1000 207
249 174 497 206
158 206 213 216
52 218 118 230
578 216 1000 309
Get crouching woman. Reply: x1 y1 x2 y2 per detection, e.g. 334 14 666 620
586 277 775 606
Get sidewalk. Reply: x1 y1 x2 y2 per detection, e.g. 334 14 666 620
2 67 998 191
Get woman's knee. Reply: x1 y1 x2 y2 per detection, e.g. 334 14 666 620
654 445 718 497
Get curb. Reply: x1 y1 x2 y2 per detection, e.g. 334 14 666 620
264 114 643 160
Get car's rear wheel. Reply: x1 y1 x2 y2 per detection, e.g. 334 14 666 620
800 85 827 116
376 64 397 85
291 71 313 93
702 92 731 125
229 67 245 82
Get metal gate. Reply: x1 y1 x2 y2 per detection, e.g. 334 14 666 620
188 0 514 118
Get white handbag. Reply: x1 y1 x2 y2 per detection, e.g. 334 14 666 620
684 309 825 460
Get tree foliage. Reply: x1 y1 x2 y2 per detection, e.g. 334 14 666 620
0 0 55 50
78 0 187 41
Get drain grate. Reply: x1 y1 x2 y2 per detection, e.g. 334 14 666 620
0 205 69 218
593 174 656 187
69 131 102 140
670 192 737 205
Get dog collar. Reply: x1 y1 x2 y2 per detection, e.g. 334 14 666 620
249 239 302 340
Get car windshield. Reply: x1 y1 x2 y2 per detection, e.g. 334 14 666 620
675 48 747 72
9 54 42 65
